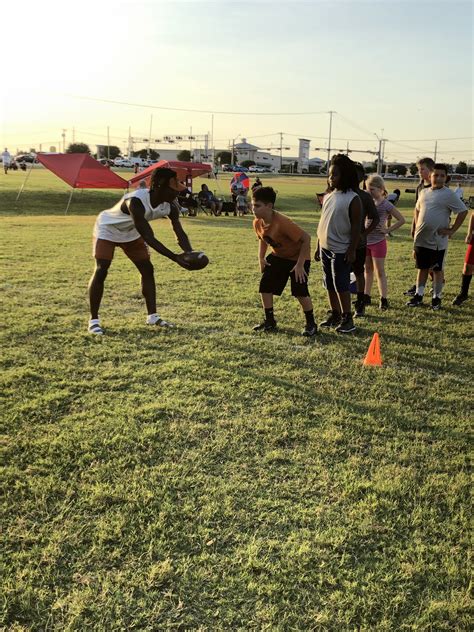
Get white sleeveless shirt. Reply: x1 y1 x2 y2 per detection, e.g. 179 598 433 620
317 190 358 253
93 188 171 242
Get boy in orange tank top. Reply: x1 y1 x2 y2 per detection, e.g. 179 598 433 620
252 187 317 336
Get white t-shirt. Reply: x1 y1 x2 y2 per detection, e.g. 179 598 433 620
94 188 171 242
317 190 358 253
454 186 464 200
414 186 467 250
2 151 11 165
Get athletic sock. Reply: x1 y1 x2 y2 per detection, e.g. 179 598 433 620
416 284 425 297
432 279 444 298
264 307 275 322
461 274 472 296
147 313 159 324
304 309 315 327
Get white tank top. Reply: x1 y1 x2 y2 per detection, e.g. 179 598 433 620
317 190 358 254
93 188 171 242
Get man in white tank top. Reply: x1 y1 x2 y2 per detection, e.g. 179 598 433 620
88 168 194 335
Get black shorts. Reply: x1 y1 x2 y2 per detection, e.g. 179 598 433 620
321 248 351 292
351 245 366 276
259 254 310 297
414 246 446 271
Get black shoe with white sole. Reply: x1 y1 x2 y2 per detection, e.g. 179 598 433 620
335 313 356 333
406 294 423 307
253 320 277 332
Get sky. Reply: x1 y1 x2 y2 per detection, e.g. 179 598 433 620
1 0 473 164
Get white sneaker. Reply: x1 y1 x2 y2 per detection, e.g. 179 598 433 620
88 319 104 335
146 314 174 328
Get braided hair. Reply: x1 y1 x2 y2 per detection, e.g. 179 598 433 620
149 167 178 192
330 154 359 193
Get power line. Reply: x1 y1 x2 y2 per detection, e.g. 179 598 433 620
69 95 330 116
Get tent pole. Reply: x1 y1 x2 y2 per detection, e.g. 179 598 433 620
15 163 34 201
65 188 74 214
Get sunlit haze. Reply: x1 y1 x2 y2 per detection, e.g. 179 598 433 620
1 0 473 165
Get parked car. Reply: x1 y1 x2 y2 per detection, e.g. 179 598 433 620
15 154 37 164
384 173 400 179
114 158 134 168
234 165 249 172
97 158 114 167
222 164 233 172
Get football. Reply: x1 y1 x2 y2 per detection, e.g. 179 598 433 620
180 251 209 270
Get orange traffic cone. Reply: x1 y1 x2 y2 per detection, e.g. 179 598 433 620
363 333 383 366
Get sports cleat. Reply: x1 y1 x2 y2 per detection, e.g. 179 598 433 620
354 300 366 318
319 310 342 328
406 294 423 307
147 314 175 327
88 320 104 335
336 314 356 334
431 297 442 311
404 284 417 296
302 323 318 337
253 320 277 332
380 297 389 311
452 293 468 306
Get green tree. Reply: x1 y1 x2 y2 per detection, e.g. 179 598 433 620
177 150 191 162
241 160 256 168
66 143 90 154
455 161 467 174
98 145 121 160
216 151 232 165
388 164 407 176
365 162 376 174
132 149 160 160
409 163 418 176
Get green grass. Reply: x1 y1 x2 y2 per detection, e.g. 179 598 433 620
1 170 472 630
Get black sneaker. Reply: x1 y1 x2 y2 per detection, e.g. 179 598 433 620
404 284 417 296
363 294 372 305
319 310 342 328
336 313 356 334
431 297 442 311
253 320 277 332
380 297 389 310
354 300 365 318
452 293 468 306
406 294 423 307
302 323 317 337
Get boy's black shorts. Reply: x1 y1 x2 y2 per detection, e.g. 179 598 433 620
351 245 366 276
259 254 310 297
414 246 446 271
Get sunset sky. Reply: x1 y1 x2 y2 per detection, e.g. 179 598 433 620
2 0 472 164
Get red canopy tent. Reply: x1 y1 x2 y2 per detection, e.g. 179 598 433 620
15 153 129 213
36 153 128 189
128 160 212 191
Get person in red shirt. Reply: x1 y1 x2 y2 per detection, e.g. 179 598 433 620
252 187 317 336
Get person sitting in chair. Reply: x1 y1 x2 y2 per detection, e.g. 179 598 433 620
198 184 222 215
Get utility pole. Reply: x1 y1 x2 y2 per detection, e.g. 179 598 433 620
107 127 110 160
434 140 438 162
326 111 335 172
147 115 153 159
279 132 283 171
211 114 215 165
128 126 132 158
231 139 235 165
61 129 67 153
72 127 75 143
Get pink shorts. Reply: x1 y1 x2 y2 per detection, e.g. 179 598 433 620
366 239 387 259
465 238 474 265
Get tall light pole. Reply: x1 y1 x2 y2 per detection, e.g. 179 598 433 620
61 129 67 153
326 111 335 173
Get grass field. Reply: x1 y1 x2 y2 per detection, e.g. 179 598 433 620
1 170 472 630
